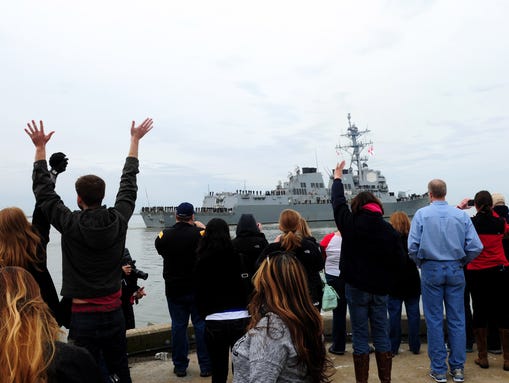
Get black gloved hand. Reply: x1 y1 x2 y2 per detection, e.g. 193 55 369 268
49 152 68 174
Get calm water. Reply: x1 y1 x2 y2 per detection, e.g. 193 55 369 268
46 214 338 327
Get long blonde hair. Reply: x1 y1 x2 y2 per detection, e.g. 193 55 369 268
0 266 61 383
0 207 42 269
278 209 303 251
248 253 332 383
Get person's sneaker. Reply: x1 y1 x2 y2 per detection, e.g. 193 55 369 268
488 348 502 355
173 367 187 377
200 371 212 377
449 368 464 382
429 371 447 383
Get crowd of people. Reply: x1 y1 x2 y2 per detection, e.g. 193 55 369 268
0 120 508 383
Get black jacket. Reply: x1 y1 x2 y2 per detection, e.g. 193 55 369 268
232 214 268 280
47 341 103 382
155 221 203 298
26 204 61 321
388 234 421 299
259 238 325 305
32 157 139 299
494 205 509 261
332 178 405 295
195 245 249 318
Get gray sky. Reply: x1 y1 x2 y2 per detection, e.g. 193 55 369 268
1 0 508 214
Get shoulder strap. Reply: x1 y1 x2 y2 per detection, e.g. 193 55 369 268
237 251 253 297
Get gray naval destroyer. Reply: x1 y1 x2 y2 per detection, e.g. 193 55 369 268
140 114 428 228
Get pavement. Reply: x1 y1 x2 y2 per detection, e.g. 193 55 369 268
128 343 509 383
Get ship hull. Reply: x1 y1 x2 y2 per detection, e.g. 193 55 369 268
140 197 428 228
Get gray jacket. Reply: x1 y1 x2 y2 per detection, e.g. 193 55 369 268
232 313 311 383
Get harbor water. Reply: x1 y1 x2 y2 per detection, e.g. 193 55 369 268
46 214 338 327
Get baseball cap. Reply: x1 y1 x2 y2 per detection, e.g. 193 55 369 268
176 202 195 218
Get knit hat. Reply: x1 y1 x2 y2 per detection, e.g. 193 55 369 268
492 192 505 206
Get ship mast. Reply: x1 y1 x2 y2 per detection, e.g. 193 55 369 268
336 113 372 180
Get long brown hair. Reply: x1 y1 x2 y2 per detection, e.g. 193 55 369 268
389 211 411 236
248 253 333 383
0 207 42 269
0 266 61 382
278 209 303 251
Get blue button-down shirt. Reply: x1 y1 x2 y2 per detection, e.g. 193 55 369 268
408 201 483 266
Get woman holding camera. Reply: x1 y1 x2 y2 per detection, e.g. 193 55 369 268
459 191 509 371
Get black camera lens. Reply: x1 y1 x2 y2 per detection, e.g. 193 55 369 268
133 269 149 280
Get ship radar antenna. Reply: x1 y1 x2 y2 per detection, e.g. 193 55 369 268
336 113 373 180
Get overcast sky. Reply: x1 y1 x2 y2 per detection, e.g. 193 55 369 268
1 0 508 215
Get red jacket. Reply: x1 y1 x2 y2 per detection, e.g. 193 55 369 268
467 211 509 270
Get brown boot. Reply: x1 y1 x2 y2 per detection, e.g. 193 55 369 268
501 328 509 371
375 351 392 383
474 328 489 368
353 353 370 383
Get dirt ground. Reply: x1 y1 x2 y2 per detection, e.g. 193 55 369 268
129 342 508 383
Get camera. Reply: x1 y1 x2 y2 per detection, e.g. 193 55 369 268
467 199 475 207
122 249 149 280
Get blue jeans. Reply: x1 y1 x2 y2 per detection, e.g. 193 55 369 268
167 294 211 373
421 260 466 374
345 283 390 355
68 308 131 383
326 273 347 352
388 295 421 354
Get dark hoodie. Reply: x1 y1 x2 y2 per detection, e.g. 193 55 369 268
232 214 268 277
32 157 139 299
331 178 405 295
494 204 509 261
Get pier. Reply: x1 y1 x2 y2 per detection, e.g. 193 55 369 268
126 314 507 382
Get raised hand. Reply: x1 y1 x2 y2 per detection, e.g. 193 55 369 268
131 118 153 141
24 120 55 148
334 160 346 179
128 118 154 158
